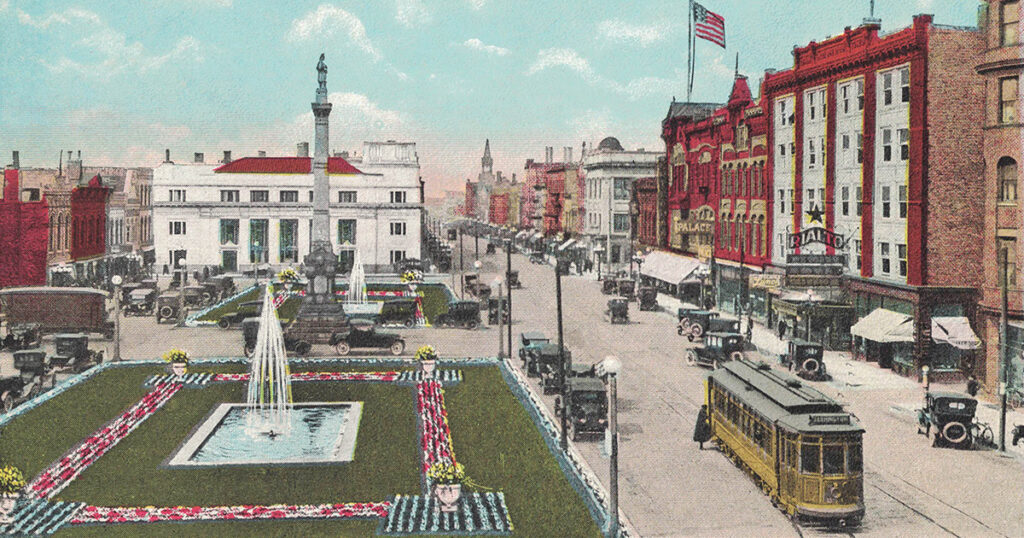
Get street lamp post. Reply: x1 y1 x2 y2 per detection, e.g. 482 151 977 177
555 258 568 450
494 278 505 359
594 245 605 281
506 240 513 360
598 355 622 538
459 228 465 299
111 275 122 362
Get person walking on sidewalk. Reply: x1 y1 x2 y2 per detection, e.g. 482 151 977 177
693 405 712 450
966 375 980 397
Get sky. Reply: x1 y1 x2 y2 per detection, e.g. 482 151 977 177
0 0 978 197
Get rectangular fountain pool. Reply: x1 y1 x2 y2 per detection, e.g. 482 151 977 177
166 402 363 467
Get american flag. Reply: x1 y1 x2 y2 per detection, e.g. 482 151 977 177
693 2 726 49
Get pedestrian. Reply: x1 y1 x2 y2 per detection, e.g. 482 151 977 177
966 375 980 397
777 320 788 339
693 404 712 450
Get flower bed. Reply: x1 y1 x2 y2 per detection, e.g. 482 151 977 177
26 382 182 500
416 380 455 475
212 371 400 383
69 501 391 525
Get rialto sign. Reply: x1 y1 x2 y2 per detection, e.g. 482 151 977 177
787 226 847 250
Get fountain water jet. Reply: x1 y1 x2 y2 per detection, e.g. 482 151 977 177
246 285 294 436
346 248 367 305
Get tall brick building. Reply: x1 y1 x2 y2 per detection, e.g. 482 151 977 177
0 156 49 288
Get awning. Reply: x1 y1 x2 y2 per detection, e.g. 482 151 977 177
532 232 544 240
850 308 914 343
932 317 981 350
558 238 577 251
515 231 529 240
639 251 704 286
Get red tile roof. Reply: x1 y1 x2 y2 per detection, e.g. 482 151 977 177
213 157 362 175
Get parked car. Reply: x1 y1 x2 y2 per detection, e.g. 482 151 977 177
240 317 312 357
377 299 418 328
616 279 635 300
601 278 617 295
685 332 746 369
682 315 740 342
182 285 207 308
155 292 183 324
2 323 41 351
535 344 573 394
555 376 608 441
217 300 263 329
507 270 522 289
486 243 496 255
123 288 156 316
637 286 658 311
205 275 236 302
1 349 53 412
329 320 406 356
50 333 102 373
519 331 551 376
529 251 546 265
782 339 830 381
917 391 983 449
435 300 481 329
605 298 629 324
487 296 509 325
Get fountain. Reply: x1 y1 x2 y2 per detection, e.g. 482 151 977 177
246 285 294 435
343 248 383 319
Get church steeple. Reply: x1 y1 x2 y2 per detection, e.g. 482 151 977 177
481 139 493 174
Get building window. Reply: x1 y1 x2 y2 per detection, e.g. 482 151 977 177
219 219 238 245
900 67 910 103
999 156 1018 202
898 129 910 161
841 186 850 216
808 92 816 120
881 186 891 218
279 219 298 263
857 132 863 164
899 185 908 218
897 243 907 277
842 133 850 151
779 144 786 157
280 190 299 203
338 191 357 203
1001 77 1018 124
614 178 630 200
309 190 314 202
819 137 825 165
390 250 407 264
883 72 893 106
250 190 269 202
1002 0 1020 47
249 219 268 263
856 79 865 110
842 84 850 114
169 189 186 202
882 129 892 162
779 189 785 214
390 221 407 236
856 186 863 216
778 101 787 127
789 189 795 214
855 240 862 270
169 221 186 235
999 236 1018 285
338 219 356 245
390 190 407 203
220 190 239 202
808 139 816 167
807 188 815 203
880 242 891 274
613 213 630 233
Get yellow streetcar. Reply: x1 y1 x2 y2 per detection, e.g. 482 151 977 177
706 359 864 527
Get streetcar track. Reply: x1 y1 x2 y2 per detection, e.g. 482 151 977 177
867 479 961 537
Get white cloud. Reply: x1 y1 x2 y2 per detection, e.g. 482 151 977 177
288 92 408 145
396 0 432 28
597 19 670 47
0 0 10 13
462 38 509 56
466 0 486 9
287 4 381 61
527 48 596 79
528 48 688 101
18 8 201 77
917 0 934 9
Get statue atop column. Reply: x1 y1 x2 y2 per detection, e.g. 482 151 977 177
316 53 327 91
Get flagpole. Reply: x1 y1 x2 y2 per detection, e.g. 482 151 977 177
687 0 693 101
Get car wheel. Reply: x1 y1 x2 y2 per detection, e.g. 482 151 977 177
390 341 405 356
691 325 704 339
942 421 968 444
730 351 744 362
1 393 12 413
802 358 819 373
159 306 174 319
202 292 213 304
686 351 698 366
403 318 415 329
218 319 231 330
244 344 255 358
713 359 721 370
687 333 695 343
570 422 578 442
465 320 479 330
295 342 311 356
334 342 351 356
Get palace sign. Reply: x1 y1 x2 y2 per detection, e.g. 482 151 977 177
787 226 847 250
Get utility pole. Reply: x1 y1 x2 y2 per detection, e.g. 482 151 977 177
1000 247 1009 452
497 282 505 359
556 259 568 450
507 240 513 361
459 228 465 299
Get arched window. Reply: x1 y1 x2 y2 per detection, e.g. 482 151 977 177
48 216 54 250
64 214 71 250
998 156 1018 202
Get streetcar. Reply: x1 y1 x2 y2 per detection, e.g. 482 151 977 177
706 359 864 527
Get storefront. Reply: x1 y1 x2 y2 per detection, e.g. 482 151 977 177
850 308 916 368
772 289 855 351
638 250 706 301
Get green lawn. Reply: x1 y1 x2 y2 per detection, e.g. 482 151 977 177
0 363 599 537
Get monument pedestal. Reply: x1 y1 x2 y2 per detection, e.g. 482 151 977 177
289 241 349 344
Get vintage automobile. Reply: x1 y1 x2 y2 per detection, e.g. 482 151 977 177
182 285 207 308
601 278 618 295
616 279 636 300
486 242 497 255
1 349 53 411
138 278 159 291
447 229 458 241
507 270 522 289
240 317 312 357
119 282 142 304
518 331 551 376
637 286 658 311
535 344 574 394
487 296 509 325
685 332 746 369
463 272 480 291
555 376 608 441
435 300 481 330
50 333 102 373
917 391 990 449
123 288 157 316
217 300 263 329
155 292 183 324
682 315 740 342
529 251 546 265
329 320 406 356
605 298 629 324
3 323 42 351
377 299 418 328
205 275 236 302
782 339 830 381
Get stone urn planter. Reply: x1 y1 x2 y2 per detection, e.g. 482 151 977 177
420 360 436 379
171 362 187 376
416 345 438 379
434 483 462 513
0 493 19 524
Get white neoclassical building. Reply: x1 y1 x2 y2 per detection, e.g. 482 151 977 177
152 141 423 275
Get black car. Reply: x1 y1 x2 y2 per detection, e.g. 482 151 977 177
507 270 521 289
487 296 509 325
555 376 608 441
435 300 481 329
2 349 52 412
637 286 658 311
615 279 635 300
155 292 183 324
535 343 572 394
682 315 740 342
917 391 981 449
605 298 629 324
519 331 551 376
123 288 157 316
218 300 263 329
51 333 102 373
240 317 312 357
2 323 41 351
329 320 406 356
378 299 418 328
685 332 746 369
783 339 829 381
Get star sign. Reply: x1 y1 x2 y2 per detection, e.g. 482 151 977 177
806 204 824 224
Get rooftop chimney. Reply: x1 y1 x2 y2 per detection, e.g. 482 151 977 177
194 152 204 163
297 142 309 158
164 149 171 163
11 151 19 170
222 150 232 163
77 150 81 160
258 150 266 157
340 150 350 159
563 147 572 163
545 146 553 164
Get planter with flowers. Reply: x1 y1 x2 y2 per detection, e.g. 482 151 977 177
162 349 190 377
0 464 26 523
426 461 465 513
415 345 438 379
276 267 301 292
400 270 423 285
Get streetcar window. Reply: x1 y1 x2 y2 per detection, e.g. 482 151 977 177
801 444 820 473
823 445 844 475
847 443 863 473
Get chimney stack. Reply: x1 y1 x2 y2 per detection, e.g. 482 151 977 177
297 142 309 158
77 150 81 160
258 150 266 157
222 150 232 163
11 151 19 170
545 146 553 164
194 152 204 163
164 149 171 163
563 147 572 163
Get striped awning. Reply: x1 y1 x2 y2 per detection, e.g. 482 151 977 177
931 317 981 350
850 308 914 343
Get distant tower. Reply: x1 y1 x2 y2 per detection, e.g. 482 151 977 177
481 139 493 175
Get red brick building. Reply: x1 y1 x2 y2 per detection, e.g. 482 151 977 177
762 16 985 377
633 177 658 247
70 174 111 265
0 162 49 288
519 160 561 230
542 166 566 235
489 193 509 226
